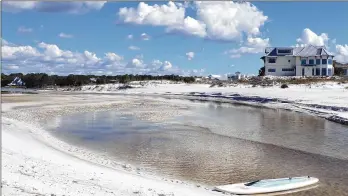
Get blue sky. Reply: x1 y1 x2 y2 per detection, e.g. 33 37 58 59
2 1 348 77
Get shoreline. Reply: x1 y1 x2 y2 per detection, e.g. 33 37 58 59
161 93 348 125
2 95 221 196
53 81 348 125
2 92 348 195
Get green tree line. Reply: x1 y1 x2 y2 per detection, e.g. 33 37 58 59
1 73 196 88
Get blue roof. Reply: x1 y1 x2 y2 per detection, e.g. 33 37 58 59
264 45 334 57
8 77 26 86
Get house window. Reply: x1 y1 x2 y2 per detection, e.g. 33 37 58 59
268 58 276 63
301 59 307 65
317 48 322 55
312 68 315 75
316 68 320 76
322 59 327 64
328 59 333 64
282 68 294 71
309 59 314 65
277 49 292 54
322 68 327 76
316 59 321 65
268 69 276 72
328 68 332 76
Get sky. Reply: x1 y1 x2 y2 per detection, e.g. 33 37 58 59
2 1 348 77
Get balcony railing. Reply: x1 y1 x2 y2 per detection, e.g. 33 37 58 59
301 64 316 66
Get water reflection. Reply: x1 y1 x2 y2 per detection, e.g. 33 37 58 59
176 104 348 160
46 99 348 195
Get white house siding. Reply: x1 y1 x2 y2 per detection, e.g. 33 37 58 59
295 57 302 76
297 65 334 77
282 56 334 77
263 46 335 77
264 56 295 67
277 56 295 66
265 56 296 76
304 67 313 76
265 65 295 76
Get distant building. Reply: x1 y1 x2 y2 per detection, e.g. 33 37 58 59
194 77 203 82
7 77 25 87
261 45 335 77
227 72 245 81
334 61 348 76
207 74 221 80
90 78 97 83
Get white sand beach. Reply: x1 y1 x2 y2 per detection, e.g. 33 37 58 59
1 95 221 196
62 81 348 122
2 81 348 196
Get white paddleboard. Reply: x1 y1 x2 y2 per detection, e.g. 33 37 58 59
214 176 319 195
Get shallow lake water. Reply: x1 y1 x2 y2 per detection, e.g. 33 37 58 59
45 98 348 195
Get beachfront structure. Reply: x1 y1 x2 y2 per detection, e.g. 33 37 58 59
7 77 25 87
227 72 245 81
207 74 221 80
334 61 348 76
261 45 334 77
90 78 97 83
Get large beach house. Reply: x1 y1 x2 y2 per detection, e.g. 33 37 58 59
261 45 334 76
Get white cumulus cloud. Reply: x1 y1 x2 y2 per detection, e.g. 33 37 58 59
83 51 101 65
128 45 140 50
2 40 202 76
2 1 36 12
127 58 145 68
2 45 40 60
186 52 195 60
105 52 123 62
296 28 329 47
229 54 241 59
2 38 9 46
6 65 20 70
294 28 348 63
127 34 133 39
140 33 151 40
194 1 268 41
118 1 268 42
118 2 185 26
159 61 173 71
3 1 106 14
146 59 183 75
149 59 163 68
225 37 270 58
335 44 348 63
38 42 73 58
59 33 74 38
166 16 207 38
18 26 33 33
2 41 122 74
